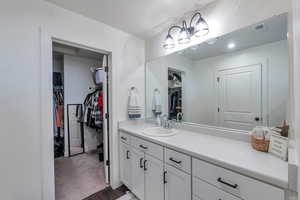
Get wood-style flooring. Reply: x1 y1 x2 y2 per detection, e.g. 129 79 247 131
83 186 128 200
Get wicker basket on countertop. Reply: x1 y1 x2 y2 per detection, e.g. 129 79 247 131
251 135 270 152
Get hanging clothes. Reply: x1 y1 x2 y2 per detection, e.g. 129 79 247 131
83 89 103 128
53 89 64 130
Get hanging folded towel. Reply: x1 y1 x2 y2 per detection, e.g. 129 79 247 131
128 87 142 119
152 89 162 115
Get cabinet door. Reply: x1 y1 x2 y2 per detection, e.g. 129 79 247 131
131 147 145 200
165 164 191 200
120 142 131 188
144 155 164 200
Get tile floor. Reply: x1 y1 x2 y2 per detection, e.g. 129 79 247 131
55 152 108 200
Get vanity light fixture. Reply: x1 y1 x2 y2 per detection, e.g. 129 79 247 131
163 12 209 49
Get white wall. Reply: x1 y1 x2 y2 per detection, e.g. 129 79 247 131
0 0 145 200
190 40 289 127
146 0 291 61
64 55 101 153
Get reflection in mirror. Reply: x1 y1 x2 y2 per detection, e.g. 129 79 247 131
146 14 290 131
168 69 183 120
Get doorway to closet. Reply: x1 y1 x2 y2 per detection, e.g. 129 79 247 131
52 41 110 200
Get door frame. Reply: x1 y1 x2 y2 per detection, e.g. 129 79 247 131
40 27 113 200
214 59 269 128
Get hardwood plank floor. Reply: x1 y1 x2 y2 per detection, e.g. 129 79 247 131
83 186 128 200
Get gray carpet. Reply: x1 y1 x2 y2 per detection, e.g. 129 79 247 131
55 152 108 200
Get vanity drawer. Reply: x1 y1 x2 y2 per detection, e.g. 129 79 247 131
120 131 131 145
165 148 191 174
193 177 240 200
192 158 284 200
131 136 164 160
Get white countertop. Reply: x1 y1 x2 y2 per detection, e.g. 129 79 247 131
118 120 288 189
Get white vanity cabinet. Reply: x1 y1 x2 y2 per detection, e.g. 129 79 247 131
144 154 164 200
130 147 145 199
120 131 164 200
119 130 285 200
192 158 285 200
164 164 191 200
119 142 132 189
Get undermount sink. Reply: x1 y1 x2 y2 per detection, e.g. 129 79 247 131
142 127 177 137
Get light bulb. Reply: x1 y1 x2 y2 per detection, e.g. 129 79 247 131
194 17 209 37
163 34 175 49
178 28 190 44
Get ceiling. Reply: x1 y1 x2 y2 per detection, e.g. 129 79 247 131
46 0 216 38
179 14 288 61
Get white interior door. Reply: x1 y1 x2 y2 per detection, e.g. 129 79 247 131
102 64 109 184
217 64 262 130
144 154 164 200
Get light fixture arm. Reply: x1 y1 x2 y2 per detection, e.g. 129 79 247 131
190 12 202 28
167 25 182 36
163 11 209 49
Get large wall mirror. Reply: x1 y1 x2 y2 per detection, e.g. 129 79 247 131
146 14 290 131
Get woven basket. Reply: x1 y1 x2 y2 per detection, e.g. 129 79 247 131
251 135 270 152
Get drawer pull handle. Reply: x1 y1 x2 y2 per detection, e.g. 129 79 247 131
169 157 182 164
139 144 148 150
139 158 144 168
143 160 148 171
163 171 167 184
121 136 127 141
217 178 238 189
126 150 130 159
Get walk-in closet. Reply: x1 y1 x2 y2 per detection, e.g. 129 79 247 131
52 42 109 200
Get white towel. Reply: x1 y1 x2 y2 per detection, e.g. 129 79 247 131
128 88 142 119
152 89 162 115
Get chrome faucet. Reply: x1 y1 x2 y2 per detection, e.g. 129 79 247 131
160 114 171 129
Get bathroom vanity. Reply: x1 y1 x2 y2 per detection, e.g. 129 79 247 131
118 14 293 200
118 121 288 200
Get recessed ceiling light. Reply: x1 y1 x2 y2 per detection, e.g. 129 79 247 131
227 42 235 49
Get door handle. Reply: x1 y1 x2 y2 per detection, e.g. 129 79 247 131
254 117 260 122
143 160 148 171
163 171 167 184
139 158 144 168
217 178 238 189
126 150 130 159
